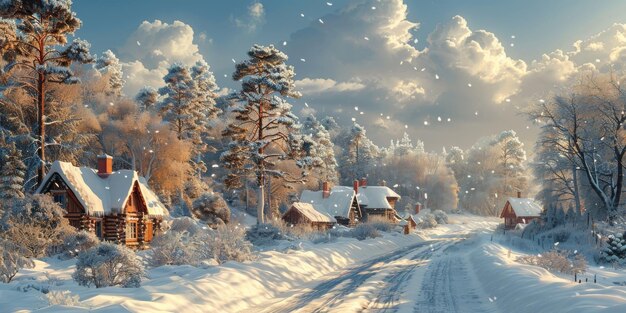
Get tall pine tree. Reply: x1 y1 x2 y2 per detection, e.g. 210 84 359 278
0 142 26 200
0 0 94 186
221 44 316 224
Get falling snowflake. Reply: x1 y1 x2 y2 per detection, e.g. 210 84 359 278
435 74 440 80
136 41 141 46
326 2 332 5
505 98 511 102
423 121 429 126
231 58 236 63
371 6 376 10
364 36 369 41
393 184 399 188
467 83 472 87
414 38 418 44
511 35 516 39
474 111 479 116
300 13 305 17
554 242 560 246
224 74 228 78
109 102 114 106
354 106 359 111
595 58 601 63
211 164 219 168
351 117 356 122
360 111 364 115
420 68 426 72
318 18 324 24
300 58 306 62
404 124 408 129
386 115 390 120
283 41 287 46
510 43 514 47
447 118 451 122
305 102 309 107
539 99 545 103
437 116 442 122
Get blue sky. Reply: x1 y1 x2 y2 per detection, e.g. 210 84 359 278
71 0 626 150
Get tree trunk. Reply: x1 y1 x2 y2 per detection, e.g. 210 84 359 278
572 162 582 214
267 175 272 220
37 72 46 187
256 183 265 224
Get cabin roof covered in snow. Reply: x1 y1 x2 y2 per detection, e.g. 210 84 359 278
36 161 167 217
286 202 337 223
506 197 543 217
300 186 356 218
357 186 401 209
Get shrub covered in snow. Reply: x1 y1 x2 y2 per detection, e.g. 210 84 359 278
150 217 254 266
418 213 438 229
600 233 626 264
433 210 449 224
517 250 587 275
0 239 34 283
73 242 144 288
350 223 381 240
1 194 75 257
58 231 100 259
246 223 289 246
366 216 395 232
45 290 80 306
191 192 230 225
206 224 253 264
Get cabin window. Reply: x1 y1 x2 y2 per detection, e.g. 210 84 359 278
128 194 133 207
95 221 103 238
52 192 68 208
126 222 137 240
69 219 81 229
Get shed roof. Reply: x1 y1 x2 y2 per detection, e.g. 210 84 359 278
506 197 543 217
286 202 336 223
357 186 401 209
36 161 168 217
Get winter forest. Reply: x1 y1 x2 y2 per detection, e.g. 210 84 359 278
3 1 626 312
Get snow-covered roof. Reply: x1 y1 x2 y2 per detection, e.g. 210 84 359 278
286 202 336 223
300 186 356 218
507 197 543 217
357 186 401 209
36 161 167 217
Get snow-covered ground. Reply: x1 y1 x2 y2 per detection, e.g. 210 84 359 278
5 213 626 312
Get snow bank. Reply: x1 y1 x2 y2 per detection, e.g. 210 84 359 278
472 240 626 313
1 233 423 312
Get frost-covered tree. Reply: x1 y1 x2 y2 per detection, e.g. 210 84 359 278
0 239 34 283
302 115 339 184
492 130 528 197
94 49 123 97
191 192 230 224
221 44 315 224
73 242 144 288
320 116 340 138
0 142 26 200
600 232 626 264
0 194 75 257
135 86 159 111
158 62 219 175
337 123 380 183
0 0 94 185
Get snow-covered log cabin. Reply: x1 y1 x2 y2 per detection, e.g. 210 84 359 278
282 202 336 230
499 192 543 229
300 182 362 226
36 155 167 249
355 178 401 222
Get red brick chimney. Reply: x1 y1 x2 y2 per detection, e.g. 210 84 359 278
517 191 522 198
360 177 367 187
353 179 359 194
322 181 330 199
97 154 113 178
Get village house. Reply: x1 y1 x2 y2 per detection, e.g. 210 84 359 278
295 179 402 228
36 155 168 248
299 181 362 226
282 202 336 230
356 178 401 222
499 192 543 229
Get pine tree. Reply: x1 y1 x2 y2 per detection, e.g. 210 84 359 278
221 44 315 224
0 142 26 200
601 233 626 264
339 123 379 182
135 87 159 111
0 1 94 186
94 49 124 97
302 115 339 184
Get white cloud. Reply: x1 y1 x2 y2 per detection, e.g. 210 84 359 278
296 78 365 94
117 20 205 96
233 2 265 32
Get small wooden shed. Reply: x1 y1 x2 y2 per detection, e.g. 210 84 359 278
282 202 336 230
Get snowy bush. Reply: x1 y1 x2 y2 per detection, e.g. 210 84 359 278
1 194 75 257
150 218 254 266
366 216 395 232
58 231 100 259
0 239 34 283
350 223 381 240
600 233 626 264
246 223 289 246
73 242 144 288
517 250 587 275
45 290 80 306
433 210 449 224
418 213 438 229
191 192 230 225
206 224 254 264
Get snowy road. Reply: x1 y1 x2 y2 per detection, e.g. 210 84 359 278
243 233 496 313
